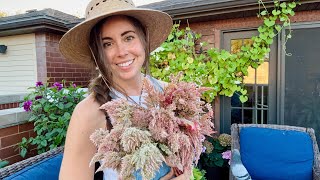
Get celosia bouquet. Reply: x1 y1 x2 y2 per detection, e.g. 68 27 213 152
90 75 215 180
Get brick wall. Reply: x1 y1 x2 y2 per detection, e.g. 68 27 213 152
0 122 36 165
187 10 320 50
35 32 93 88
0 103 20 110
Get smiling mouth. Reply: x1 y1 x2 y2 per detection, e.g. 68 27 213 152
117 59 134 67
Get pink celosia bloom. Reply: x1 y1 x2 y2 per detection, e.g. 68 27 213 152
90 75 215 179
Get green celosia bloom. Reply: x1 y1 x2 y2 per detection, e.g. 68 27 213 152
132 143 165 180
120 127 151 153
158 143 172 155
218 134 232 147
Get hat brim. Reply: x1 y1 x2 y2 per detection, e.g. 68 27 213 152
59 8 173 67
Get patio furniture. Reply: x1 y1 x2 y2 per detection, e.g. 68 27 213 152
230 124 320 180
0 146 64 180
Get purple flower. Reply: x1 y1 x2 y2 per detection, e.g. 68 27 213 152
73 83 76 88
52 82 63 91
202 146 206 153
222 150 231 160
35 96 43 100
23 100 32 112
36 81 43 87
222 150 232 165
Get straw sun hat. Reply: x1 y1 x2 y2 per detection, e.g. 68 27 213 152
59 0 173 67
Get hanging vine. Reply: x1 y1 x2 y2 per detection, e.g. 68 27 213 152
150 0 299 103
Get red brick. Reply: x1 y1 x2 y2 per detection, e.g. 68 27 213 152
29 131 37 138
200 35 215 44
19 122 34 132
0 126 18 138
51 52 61 58
68 68 76 72
55 67 65 72
72 73 82 77
1 132 29 148
51 72 63 78
0 145 18 159
47 67 55 72
4 154 24 165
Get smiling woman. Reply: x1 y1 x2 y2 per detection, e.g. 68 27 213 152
57 0 195 179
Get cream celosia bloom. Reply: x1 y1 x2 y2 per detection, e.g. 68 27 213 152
90 75 215 179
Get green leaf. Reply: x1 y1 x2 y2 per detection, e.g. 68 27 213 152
264 19 275 27
20 148 27 158
288 2 296 9
260 10 267 16
40 140 47 147
49 113 57 120
240 95 248 103
64 102 73 109
258 26 266 33
275 25 282 32
280 2 287 8
0 160 9 168
272 10 281 16
57 103 64 110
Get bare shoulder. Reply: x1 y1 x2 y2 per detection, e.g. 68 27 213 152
73 94 105 125
59 94 106 179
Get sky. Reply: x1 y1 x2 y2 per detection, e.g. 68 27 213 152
0 0 163 17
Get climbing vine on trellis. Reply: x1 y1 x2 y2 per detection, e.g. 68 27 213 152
150 0 299 103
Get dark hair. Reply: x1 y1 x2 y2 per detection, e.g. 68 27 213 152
88 15 150 127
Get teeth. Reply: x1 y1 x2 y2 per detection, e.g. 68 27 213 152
118 60 134 67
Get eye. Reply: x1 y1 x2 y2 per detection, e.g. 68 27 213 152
125 35 134 42
103 42 112 48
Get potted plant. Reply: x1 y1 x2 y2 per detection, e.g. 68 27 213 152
200 134 231 180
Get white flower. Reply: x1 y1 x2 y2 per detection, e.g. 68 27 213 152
234 80 241 85
151 47 165 54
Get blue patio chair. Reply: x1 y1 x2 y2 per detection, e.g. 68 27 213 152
0 147 63 180
230 124 320 180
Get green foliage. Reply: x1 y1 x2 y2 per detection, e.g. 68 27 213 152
18 81 86 157
150 0 298 103
200 135 231 168
191 167 207 180
0 159 9 168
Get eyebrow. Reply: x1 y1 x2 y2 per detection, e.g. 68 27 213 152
102 30 136 40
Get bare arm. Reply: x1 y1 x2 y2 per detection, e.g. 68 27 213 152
59 95 105 180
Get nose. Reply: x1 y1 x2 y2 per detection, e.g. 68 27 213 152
115 41 128 57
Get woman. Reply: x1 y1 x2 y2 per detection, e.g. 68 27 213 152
59 0 190 179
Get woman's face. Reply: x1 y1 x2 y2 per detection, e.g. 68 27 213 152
100 16 145 83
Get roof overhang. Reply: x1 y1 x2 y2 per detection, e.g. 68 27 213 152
156 0 320 23
0 15 80 37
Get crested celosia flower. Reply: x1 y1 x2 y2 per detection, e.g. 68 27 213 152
120 127 151 153
23 100 32 112
90 75 215 179
218 133 232 147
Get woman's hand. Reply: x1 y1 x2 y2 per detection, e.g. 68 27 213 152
160 168 191 180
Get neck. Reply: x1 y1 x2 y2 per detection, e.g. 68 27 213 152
114 74 144 96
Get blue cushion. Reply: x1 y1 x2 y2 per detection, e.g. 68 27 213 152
4 153 63 180
133 162 171 180
240 127 314 180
